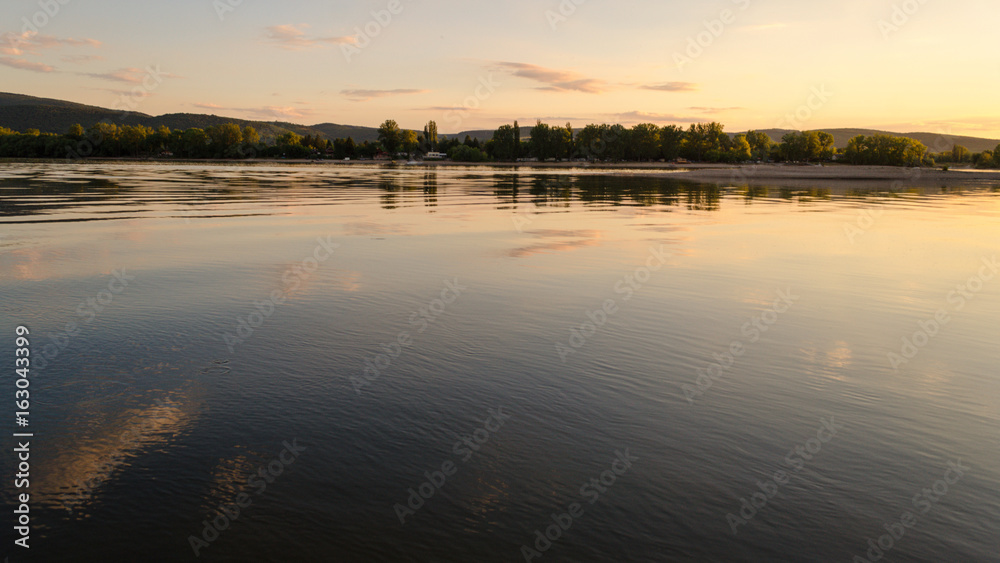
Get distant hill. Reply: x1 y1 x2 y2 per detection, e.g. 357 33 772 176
0 93 381 143
2 93 997 152
737 128 999 153
450 126 533 143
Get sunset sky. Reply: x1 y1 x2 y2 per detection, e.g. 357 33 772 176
2 0 998 137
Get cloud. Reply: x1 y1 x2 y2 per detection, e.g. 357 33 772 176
341 88 429 101
517 116 593 122
61 54 104 64
191 103 316 120
613 111 702 124
507 230 603 258
493 62 609 93
0 57 54 72
689 106 744 114
250 106 316 119
264 24 357 50
81 67 177 84
639 82 699 92
416 105 474 112
90 87 158 98
1 32 101 56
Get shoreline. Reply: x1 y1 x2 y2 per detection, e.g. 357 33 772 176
2 158 998 183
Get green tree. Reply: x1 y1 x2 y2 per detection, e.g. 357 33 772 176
530 120 552 160
815 131 835 160
423 121 438 151
952 144 969 163
67 123 85 139
779 132 808 161
513 120 521 158
89 122 121 156
778 131 834 162
401 129 419 157
608 124 629 161
552 124 573 160
844 134 926 166
659 125 685 160
243 126 260 146
120 125 152 157
181 128 210 158
576 124 604 160
631 123 661 161
277 131 302 147
683 122 726 161
745 130 772 161
491 124 518 161
209 123 243 152
378 119 402 155
449 145 487 162
727 134 752 162
149 125 171 153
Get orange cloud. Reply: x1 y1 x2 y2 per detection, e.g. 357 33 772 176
263 24 357 50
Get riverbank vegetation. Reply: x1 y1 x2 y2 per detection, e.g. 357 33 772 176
0 119 997 169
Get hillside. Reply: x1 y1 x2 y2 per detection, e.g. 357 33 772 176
2 93 997 152
745 128 999 153
450 126 533 143
0 93 381 143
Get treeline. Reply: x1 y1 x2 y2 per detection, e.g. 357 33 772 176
0 119 481 161
481 120 927 166
3 119 999 169
0 122 377 160
477 120 1000 168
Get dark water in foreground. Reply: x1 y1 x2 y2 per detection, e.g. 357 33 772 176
1 164 998 562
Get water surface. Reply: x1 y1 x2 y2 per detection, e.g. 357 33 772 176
1 163 998 562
